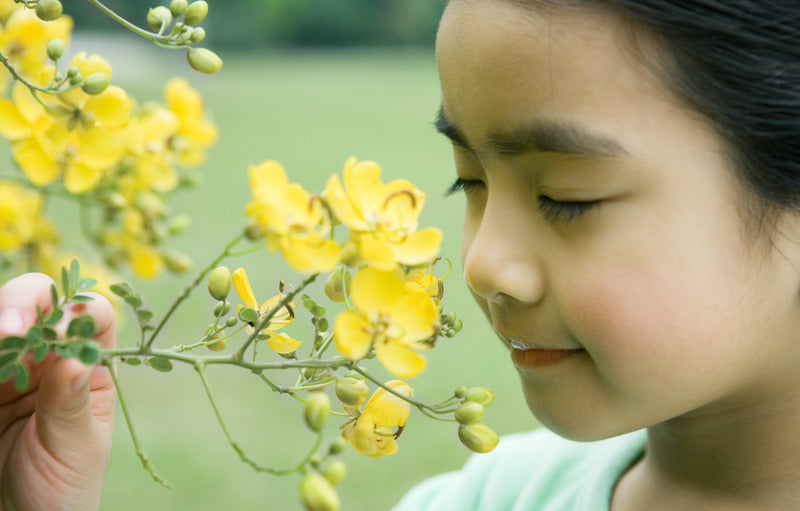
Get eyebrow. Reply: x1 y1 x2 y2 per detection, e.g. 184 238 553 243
434 107 627 159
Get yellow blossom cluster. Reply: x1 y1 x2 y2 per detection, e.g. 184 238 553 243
0 1 217 280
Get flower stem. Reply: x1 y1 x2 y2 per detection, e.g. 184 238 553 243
84 0 164 42
105 360 169 487
144 233 243 350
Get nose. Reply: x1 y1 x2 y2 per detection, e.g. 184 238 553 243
462 192 545 306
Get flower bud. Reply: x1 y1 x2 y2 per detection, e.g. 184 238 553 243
81 72 110 95
170 0 188 16
454 401 484 425
189 27 206 43
213 301 230 317
324 267 351 303
207 266 231 301
206 333 226 351
454 385 467 399
167 214 191 234
225 316 238 328
244 219 264 240
303 391 330 432
68 71 83 85
328 436 347 455
465 387 495 407
334 377 369 407
147 6 172 31
299 472 340 511
35 0 62 21
46 38 65 61
322 460 347 485
183 0 208 25
164 250 192 273
186 47 222 74
458 423 499 453
340 240 362 267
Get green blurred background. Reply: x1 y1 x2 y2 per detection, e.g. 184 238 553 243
13 1 539 509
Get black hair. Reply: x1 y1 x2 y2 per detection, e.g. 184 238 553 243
597 1 800 226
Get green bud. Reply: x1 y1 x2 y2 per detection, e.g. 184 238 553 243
299 472 340 511
170 0 188 16
344 369 366 381
103 191 128 209
66 66 79 78
465 387 495 407
163 250 192 273
454 385 468 399
244 219 263 240
206 332 226 351
167 214 191 235
458 423 499 453
328 436 347 455
81 72 110 95
189 27 206 43
303 391 330 433
35 0 62 21
324 267 351 303
147 6 172 31
186 47 222 74
225 316 238 328
453 318 463 333
207 266 231 301
46 38 65 61
340 240 362 267
454 401 484 425
68 71 83 85
213 301 230 317
134 190 167 218
322 460 347 485
183 0 208 25
334 377 369 407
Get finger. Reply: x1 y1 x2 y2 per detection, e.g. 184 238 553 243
58 292 117 350
0 273 56 337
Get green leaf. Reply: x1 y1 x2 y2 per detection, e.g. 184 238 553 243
26 325 42 343
312 305 326 318
42 327 57 340
70 295 94 303
66 315 95 339
0 351 19 370
136 309 154 323
146 357 173 373
61 265 70 297
238 307 258 324
302 299 317 312
44 309 64 326
0 361 16 382
69 259 80 291
50 284 59 311
317 318 329 332
13 364 29 392
124 295 143 308
78 343 100 365
77 277 98 290
0 336 26 350
123 357 142 366
109 283 130 298
33 342 48 363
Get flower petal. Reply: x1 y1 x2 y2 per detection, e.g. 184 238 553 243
232 268 258 309
376 341 428 379
350 266 405 316
390 227 443 266
358 235 397 271
334 309 372 360
12 138 58 185
323 174 368 230
0 99 31 139
390 291 438 344
265 331 300 354
64 160 103 193
362 380 413 427
281 237 340 274
82 85 132 127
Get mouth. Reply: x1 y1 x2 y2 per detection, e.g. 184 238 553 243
500 334 585 369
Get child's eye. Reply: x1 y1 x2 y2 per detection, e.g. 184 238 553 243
538 195 600 223
445 177 484 197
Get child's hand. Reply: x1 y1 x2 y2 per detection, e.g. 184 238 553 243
0 273 116 511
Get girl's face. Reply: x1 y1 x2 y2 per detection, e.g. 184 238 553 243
436 0 800 440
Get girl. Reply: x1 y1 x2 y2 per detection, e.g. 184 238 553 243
4 0 800 509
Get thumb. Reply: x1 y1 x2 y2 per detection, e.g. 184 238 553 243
35 357 95 455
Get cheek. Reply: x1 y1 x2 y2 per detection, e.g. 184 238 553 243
560 262 727 388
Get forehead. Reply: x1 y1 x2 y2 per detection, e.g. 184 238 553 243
435 0 668 152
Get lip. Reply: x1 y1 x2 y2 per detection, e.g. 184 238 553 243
499 334 584 369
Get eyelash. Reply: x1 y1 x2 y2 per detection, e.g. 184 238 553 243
446 177 599 223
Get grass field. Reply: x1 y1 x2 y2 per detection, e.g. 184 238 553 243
6 42 538 510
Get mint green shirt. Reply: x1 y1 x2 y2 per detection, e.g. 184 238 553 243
392 428 646 510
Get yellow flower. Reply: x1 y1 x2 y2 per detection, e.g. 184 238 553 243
0 180 44 251
0 7 72 89
341 380 413 458
405 262 444 303
122 104 181 192
164 77 217 167
334 267 438 379
231 267 299 354
323 157 442 270
245 160 340 274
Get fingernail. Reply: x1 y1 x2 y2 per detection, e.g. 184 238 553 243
72 367 92 392
0 309 23 335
